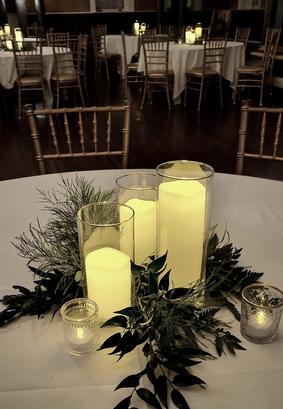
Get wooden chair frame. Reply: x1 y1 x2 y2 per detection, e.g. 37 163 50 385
140 35 173 111
234 27 251 50
46 32 70 47
121 31 144 98
234 28 281 106
184 36 228 111
91 25 120 82
236 103 283 175
51 36 85 108
13 40 47 118
25 102 132 174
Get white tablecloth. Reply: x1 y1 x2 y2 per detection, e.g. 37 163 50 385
0 170 283 409
106 34 139 76
0 46 55 90
138 41 245 104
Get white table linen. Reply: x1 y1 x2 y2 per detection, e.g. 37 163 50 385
106 34 139 76
0 170 283 409
138 41 245 104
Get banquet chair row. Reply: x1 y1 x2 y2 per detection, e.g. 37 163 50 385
25 102 132 175
233 28 281 106
236 102 283 175
183 35 228 111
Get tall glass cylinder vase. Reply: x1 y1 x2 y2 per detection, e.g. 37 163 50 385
77 202 134 324
156 160 214 288
116 172 157 265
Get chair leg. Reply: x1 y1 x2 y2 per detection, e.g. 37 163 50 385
105 59 110 82
219 76 223 109
140 78 147 110
183 77 188 107
165 79 171 111
78 82 85 107
18 85 22 119
198 78 204 111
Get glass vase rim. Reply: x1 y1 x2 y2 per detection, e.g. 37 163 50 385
60 297 99 322
77 201 135 228
116 172 157 191
155 160 214 180
241 283 283 310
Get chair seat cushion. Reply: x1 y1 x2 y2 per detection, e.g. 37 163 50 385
127 63 139 71
148 69 174 78
186 67 218 77
238 64 264 74
19 75 43 86
51 72 77 83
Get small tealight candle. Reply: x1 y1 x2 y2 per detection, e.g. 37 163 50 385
60 298 99 355
6 38 13 50
241 284 283 343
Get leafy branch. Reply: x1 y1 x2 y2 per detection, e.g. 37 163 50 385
100 248 262 409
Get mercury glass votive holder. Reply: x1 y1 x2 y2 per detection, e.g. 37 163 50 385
61 298 99 355
241 284 283 343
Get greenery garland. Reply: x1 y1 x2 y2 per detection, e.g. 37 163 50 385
0 176 263 409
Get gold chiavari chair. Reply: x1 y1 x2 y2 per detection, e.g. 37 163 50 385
46 32 70 47
50 36 85 108
13 40 47 118
234 28 281 106
121 31 144 98
91 25 120 81
234 27 251 50
25 102 132 174
78 34 88 93
140 34 173 111
236 102 283 175
184 35 228 111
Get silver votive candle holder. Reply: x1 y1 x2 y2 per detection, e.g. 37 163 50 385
241 284 283 344
60 298 99 355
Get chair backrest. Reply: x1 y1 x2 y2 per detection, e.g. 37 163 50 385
47 32 70 47
52 37 80 81
91 25 108 58
236 103 283 175
27 25 45 38
234 27 251 49
209 9 231 37
203 36 228 75
121 31 128 70
141 35 170 76
25 102 132 174
13 41 44 81
78 34 88 76
158 24 173 37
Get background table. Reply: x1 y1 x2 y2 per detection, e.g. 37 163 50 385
106 34 139 77
0 170 283 409
138 41 245 104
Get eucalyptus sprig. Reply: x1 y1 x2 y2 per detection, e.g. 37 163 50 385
100 248 263 409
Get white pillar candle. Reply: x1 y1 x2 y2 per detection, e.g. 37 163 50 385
134 21 140 36
123 198 156 264
86 247 131 323
158 180 205 287
4 24 10 35
6 39 13 50
195 26 202 39
0 28 4 37
14 28 23 42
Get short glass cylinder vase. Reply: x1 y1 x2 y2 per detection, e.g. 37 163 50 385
156 160 214 288
77 202 134 324
241 284 283 343
116 172 157 265
60 298 99 355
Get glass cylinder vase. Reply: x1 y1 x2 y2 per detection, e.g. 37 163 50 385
156 160 214 288
77 202 134 324
116 172 157 265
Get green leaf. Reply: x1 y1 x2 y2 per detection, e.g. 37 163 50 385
97 332 121 350
166 288 190 299
113 395 131 409
171 389 190 409
173 373 206 387
156 375 168 408
136 388 162 409
159 270 171 292
147 252 167 274
115 374 141 390
149 272 158 294
101 315 128 328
